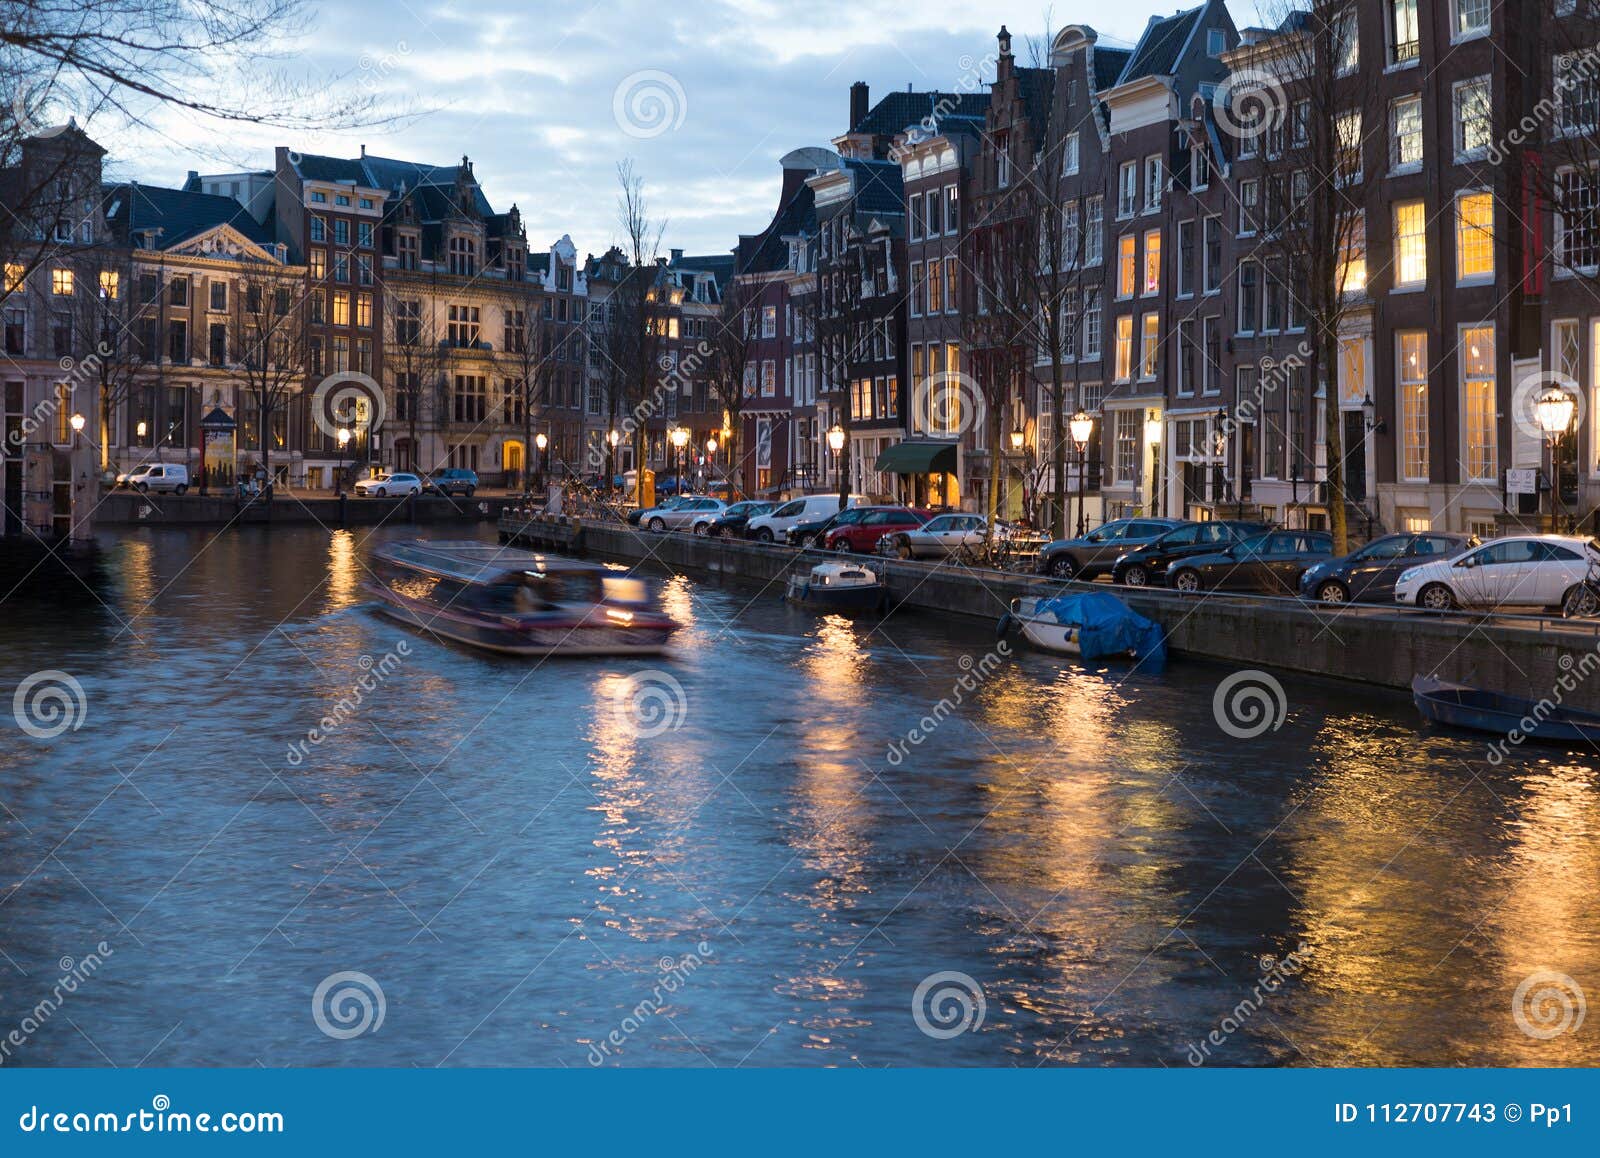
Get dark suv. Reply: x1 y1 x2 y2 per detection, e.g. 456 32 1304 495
1037 517 1187 580
1111 520 1270 587
426 468 478 497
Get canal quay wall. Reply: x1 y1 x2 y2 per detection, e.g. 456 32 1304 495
502 513 1600 710
99 492 517 527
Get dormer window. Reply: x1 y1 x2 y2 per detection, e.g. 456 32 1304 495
448 235 477 277
1207 28 1225 57
311 191 327 203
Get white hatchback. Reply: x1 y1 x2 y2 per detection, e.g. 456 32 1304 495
353 472 425 498
1393 534 1598 612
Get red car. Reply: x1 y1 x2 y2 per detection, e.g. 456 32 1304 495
824 507 932 553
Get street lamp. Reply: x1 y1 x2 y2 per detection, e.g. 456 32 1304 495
1069 410 1093 536
1009 427 1025 452
669 425 689 494
606 428 620 494
335 426 351 497
1145 415 1163 518
535 430 548 492
1535 383 1577 532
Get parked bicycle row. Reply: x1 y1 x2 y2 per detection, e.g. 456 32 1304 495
622 494 1600 618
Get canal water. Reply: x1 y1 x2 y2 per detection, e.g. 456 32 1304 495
1 523 1596 1067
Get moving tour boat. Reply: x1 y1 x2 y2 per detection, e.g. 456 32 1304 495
1411 675 1600 745
365 539 679 656
998 590 1166 665
785 560 887 615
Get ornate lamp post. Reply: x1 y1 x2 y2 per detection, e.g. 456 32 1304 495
335 427 351 497
827 423 845 490
1535 384 1577 532
606 429 620 494
1069 410 1093 537
534 431 548 492
1009 425 1027 523
1145 414 1163 518
705 436 718 492
669 425 689 495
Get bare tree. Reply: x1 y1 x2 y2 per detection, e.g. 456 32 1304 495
1232 0 1375 554
613 161 668 507
70 250 150 467
383 282 444 475
709 279 760 498
231 264 307 486
813 208 879 511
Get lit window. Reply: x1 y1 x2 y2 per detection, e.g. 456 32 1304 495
1456 192 1494 280
1460 326 1495 480
332 290 350 327
1398 331 1429 481
99 270 120 299
1394 201 1427 286
1117 235 1136 298
4 263 25 292
51 268 74 296
1143 230 1161 295
1139 313 1160 379
1339 214 1367 293
1114 315 1134 381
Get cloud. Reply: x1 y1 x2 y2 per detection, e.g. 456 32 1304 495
108 0 1185 255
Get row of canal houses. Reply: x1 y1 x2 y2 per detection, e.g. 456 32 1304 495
3 0 1594 544
731 0 1598 540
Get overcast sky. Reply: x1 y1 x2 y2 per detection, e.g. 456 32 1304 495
113 0 1267 260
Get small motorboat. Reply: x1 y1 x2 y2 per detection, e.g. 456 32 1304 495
785 560 887 615
998 590 1165 664
365 539 679 656
1411 675 1600 744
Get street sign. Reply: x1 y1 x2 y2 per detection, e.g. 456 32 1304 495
1506 467 1538 495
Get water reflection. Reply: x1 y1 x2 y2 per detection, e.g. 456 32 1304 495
0 524 1593 1067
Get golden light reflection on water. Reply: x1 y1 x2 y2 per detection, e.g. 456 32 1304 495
781 615 879 1047
324 530 360 608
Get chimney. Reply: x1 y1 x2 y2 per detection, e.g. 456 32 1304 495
670 247 683 263
849 81 869 130
360 143 366 157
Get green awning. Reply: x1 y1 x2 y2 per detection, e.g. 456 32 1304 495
873 440 959 475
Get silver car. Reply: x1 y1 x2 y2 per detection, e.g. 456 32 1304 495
642 496 726 533
878 513 995 559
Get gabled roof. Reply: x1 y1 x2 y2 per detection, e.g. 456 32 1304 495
842 159 903 216
1015 67 1056 139
359 152 495 217
101 181 277 249
1119 6 1202 84
736 179 817 275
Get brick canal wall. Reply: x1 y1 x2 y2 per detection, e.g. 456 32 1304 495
100 492 517 527
501 514 1600 709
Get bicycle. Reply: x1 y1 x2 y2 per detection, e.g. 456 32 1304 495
1561 559 1600 619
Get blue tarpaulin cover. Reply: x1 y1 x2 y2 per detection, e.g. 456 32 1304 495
1034 590 1167 666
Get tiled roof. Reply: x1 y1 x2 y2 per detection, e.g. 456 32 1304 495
850 90 991 138
1094 46 1133 90
290 152 368 184
1119 6 1201 83
843 159 903 216
101 182 276 250
736 180 816 275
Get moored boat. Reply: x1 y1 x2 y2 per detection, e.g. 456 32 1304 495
999 590 1166 664
364 539 679 656
785 560 887 615
1411 675 1600 744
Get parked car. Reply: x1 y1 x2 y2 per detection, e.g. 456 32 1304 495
1393 535 1600 612
1037 518 1188 580
353 471 425 497
823 507 931 553
706 500 775 538
1111 520 1270 586
746 494 867 543
643 496 726 533
1168 530 1335 594
787 504 872 547
627 494 697 526
116 463 190 494
878 513 1000 559
1298 532 1475 604
424 468 478 497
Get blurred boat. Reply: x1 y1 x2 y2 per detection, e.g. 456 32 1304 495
365 539 678 656
1411 675 1600 743
785 560 886 615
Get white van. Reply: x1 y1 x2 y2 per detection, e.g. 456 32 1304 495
118 463 190 494
746 493 867 542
